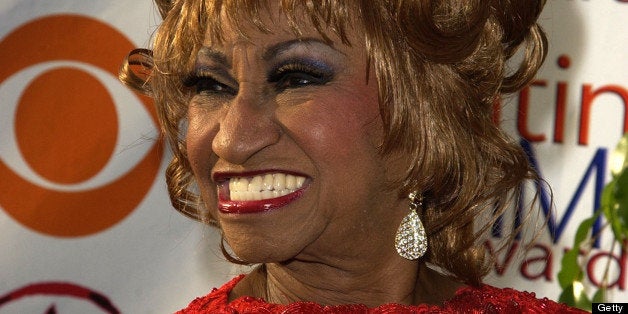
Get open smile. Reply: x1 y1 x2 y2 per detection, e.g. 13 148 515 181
215 171 310 214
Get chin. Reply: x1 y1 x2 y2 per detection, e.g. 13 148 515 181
225 237 303 264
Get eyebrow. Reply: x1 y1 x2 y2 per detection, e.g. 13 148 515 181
262 37 338 61
196 37 339 67
197 47 230 68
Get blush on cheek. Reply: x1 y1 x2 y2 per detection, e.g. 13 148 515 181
285 86 379 152
324 92 382 140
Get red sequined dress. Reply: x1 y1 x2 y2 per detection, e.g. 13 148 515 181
176 275 585 313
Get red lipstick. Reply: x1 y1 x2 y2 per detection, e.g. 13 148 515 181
218 187 307 214
214 170 310 214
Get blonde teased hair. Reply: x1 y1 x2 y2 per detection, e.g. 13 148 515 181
121 0 547 286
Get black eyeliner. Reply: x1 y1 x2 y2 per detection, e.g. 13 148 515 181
183 65 233 87
267 58 335 84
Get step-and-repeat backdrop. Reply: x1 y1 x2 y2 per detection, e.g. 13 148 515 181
0 1 626 313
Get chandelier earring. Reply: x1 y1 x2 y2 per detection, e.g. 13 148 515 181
394 191 428 260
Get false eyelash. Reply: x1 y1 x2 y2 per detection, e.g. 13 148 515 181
182 65 226 86
182 70 237 96
268 60 334 84
182 72 208 88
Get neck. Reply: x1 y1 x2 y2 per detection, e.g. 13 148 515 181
264 256 418 306
231 258 462 308
227 193 462 307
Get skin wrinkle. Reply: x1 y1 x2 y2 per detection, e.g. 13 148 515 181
120 0 549 308
184 5 433 307
268 269 392 306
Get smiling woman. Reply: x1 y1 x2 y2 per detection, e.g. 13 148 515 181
121 0 586 313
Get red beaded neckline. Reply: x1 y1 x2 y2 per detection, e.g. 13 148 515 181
177 275 586 313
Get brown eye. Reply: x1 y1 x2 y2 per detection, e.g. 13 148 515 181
184 74 236 96
275 72 321 90
268 59 334 91
196 77 232 94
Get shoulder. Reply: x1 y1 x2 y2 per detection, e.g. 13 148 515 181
444 284 587 313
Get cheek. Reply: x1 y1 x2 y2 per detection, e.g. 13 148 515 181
297 84 382 156
185 120 204 172
185 108 218 184
185 110 222 217
277 86 384 198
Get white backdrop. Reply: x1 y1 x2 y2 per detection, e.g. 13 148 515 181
0 1 626 313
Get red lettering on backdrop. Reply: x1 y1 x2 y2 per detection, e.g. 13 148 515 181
0 15 162 237
505 54 628 146
586 248 627 290
485 240 519 276
517 81 548 142
553 55 571 143
520 243 553 281
553 82 568 143
578 84 628 145
486 239 553 282
486 236 628 291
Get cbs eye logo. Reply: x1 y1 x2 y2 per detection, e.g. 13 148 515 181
0 14 163 237
0 282 120 313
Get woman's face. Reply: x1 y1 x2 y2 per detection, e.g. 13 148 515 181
185 7 408 263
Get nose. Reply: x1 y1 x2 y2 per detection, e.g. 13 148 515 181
212 83 281 164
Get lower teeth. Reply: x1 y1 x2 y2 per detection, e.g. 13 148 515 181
229 189 295 201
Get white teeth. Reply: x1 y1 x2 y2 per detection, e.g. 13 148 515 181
261 190 274 199
273 173 286 190
296 176 305 187
249 175 263 192
285 174 296 190
236 178 248 191
251 190 262 201
263 174 274 191
228 173 307 201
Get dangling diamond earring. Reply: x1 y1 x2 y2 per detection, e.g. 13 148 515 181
395 191 428 260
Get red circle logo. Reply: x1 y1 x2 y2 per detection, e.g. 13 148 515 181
0 15 162 237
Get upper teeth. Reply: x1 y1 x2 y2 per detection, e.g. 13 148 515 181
228 173 306 201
